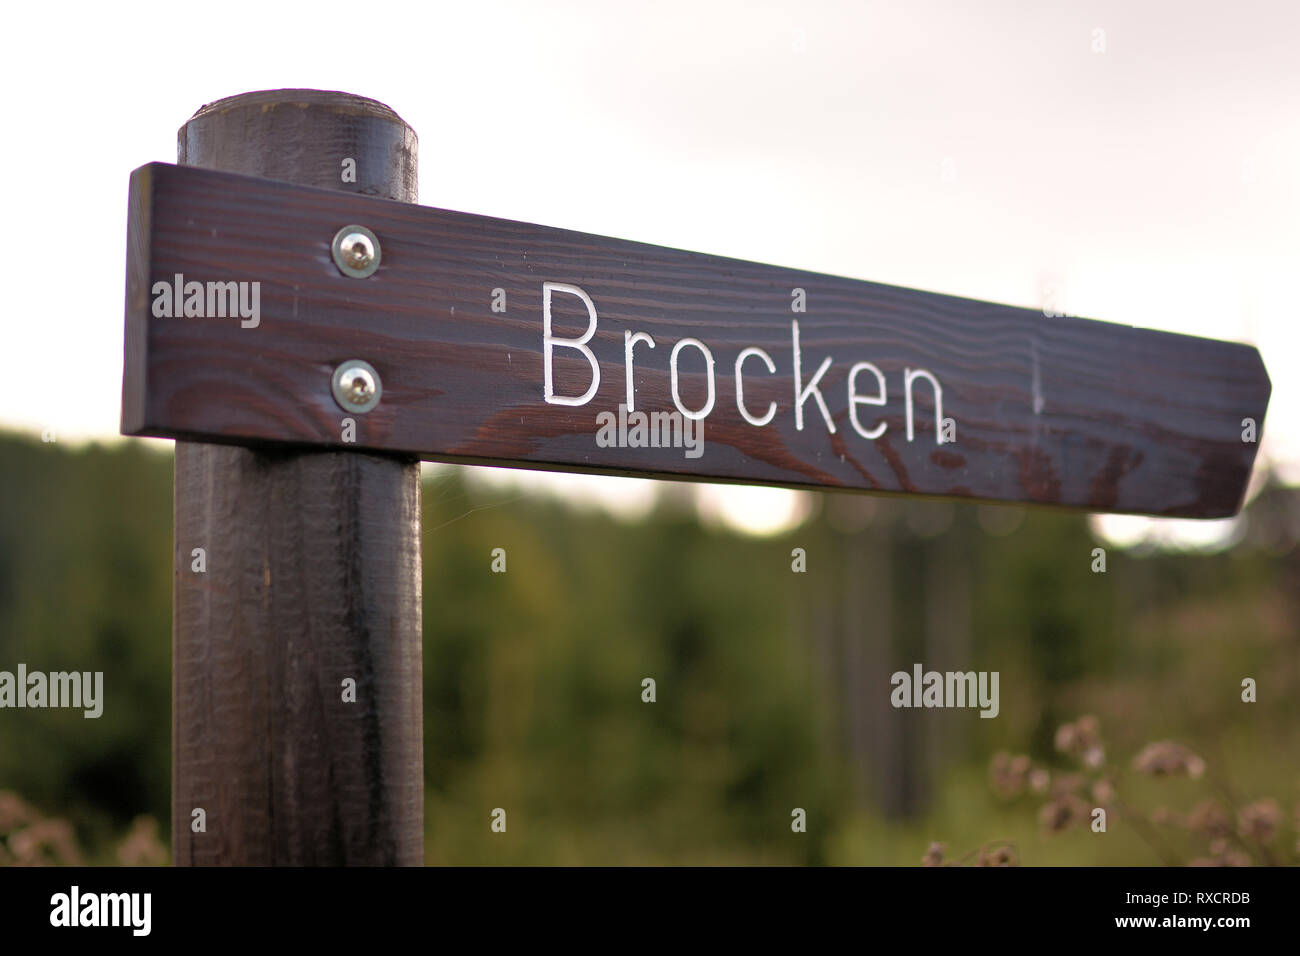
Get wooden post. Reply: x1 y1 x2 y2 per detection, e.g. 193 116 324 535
171 90 423 865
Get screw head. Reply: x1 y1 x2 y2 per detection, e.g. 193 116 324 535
332 359 382 413
331 225 381 278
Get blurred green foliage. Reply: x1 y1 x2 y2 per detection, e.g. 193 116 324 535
0 433 1296 864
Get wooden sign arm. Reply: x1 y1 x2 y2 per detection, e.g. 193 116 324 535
124 157 1270 521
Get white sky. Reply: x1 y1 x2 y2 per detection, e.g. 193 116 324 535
3 0 1296 544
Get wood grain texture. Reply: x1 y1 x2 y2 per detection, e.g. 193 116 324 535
125 161 1271 518
164 91 423 866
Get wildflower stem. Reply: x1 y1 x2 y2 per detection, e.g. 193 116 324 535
1109 777 1181 866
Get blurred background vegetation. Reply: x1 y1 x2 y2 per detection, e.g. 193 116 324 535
0 432 1296 865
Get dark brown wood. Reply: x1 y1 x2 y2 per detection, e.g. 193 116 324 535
124 161 1270 518
163 91 423 865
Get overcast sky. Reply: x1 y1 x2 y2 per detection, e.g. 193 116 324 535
4 0 1295 541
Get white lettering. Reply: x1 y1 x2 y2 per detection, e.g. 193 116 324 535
624 330 655 411
669 338 716 421
543 282 601 406
847 362 887 440
905 368 944 444
792 320 835 433
735 347 777 427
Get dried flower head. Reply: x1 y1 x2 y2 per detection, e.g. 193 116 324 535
7 818 82 866
0 791 34 833
1039 794 1089 834
989 751 1034 799
1132 741 1205 778
1055 716 1104 766
1054 723 1078 754
976 842 1018 867
1029 768 1051 795
1237 799 1282 844
116 816 168 867
1185 799 1231 837
922 842 946 866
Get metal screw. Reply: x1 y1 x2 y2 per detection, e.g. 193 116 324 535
332 359 382 413
331 225 381 278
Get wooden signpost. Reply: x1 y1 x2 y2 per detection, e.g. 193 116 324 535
125 164 1270 517
124 90 1270 865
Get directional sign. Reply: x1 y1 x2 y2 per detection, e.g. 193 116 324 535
122 162 1271 517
